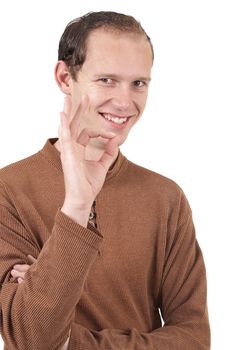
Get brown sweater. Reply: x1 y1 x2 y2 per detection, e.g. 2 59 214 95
0 138 210 350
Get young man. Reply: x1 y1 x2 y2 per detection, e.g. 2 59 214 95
0 11 210 349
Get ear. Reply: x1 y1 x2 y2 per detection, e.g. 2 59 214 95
54 61 72 95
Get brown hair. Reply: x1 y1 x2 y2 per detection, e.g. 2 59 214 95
58 11 154 80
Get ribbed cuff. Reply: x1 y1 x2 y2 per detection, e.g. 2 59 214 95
55 209 103 252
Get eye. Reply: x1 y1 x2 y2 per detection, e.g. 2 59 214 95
99 78 114 84
133 80 146 88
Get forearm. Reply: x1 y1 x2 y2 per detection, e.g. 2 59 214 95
67 193 210 350
67 317 210 350
1 210 103 350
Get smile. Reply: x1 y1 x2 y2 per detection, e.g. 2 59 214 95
100 113 128 124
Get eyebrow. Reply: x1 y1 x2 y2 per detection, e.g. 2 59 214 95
93 74 151 82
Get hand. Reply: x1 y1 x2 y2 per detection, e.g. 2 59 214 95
10 255 37 284
59 95 119 223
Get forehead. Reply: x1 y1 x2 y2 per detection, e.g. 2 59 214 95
82 28 153 77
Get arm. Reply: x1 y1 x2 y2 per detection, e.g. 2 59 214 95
66 192 210 349
0 96 119 350
10 193 210 350
11 260 72 350
12 193 208 350
0 201 102 350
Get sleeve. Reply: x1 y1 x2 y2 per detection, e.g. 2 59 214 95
65 190 210 350
0 183 103 350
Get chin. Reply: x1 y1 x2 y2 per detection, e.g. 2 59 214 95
118 134 128 146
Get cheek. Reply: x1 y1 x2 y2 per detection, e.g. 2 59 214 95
71 85 102 116
138 92 148 112
87 87 110 109
131 94 147 118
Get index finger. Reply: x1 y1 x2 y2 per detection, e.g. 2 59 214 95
63 95 72 116
77 128 116 147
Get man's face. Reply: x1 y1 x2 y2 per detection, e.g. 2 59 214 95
69 28 153 146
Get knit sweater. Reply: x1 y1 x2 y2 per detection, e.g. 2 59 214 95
0 138 210 350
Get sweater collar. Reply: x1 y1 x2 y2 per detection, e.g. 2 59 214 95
39 138 126 181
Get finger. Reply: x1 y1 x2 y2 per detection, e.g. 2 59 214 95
70 95 89 139
27 254 37 264
63 95 72 116
58 95 73 143
11 269 27 279
59 96 72 139
59 112 72 144
58 111 84 162
18 277 24 284
77 128 116 147
99 136 120 170
13 264 30 272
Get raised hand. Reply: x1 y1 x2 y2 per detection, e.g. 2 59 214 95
59 95 120 226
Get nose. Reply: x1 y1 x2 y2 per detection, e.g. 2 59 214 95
111 85 133 113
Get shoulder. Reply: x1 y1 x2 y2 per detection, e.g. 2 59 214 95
0 138 58 204
0 152 41 186
122 157 192 218
119 157 192 227
0 139 59 190
125 158 184 201
0 152 42 207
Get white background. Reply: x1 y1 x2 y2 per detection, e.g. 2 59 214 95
0 0 232 349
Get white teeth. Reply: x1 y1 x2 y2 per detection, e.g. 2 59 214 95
102 113 127 124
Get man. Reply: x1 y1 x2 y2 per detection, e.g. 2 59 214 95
0 11 210 349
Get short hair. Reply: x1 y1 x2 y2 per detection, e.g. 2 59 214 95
58 11 154 80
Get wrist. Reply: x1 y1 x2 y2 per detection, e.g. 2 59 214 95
61 201 92 228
